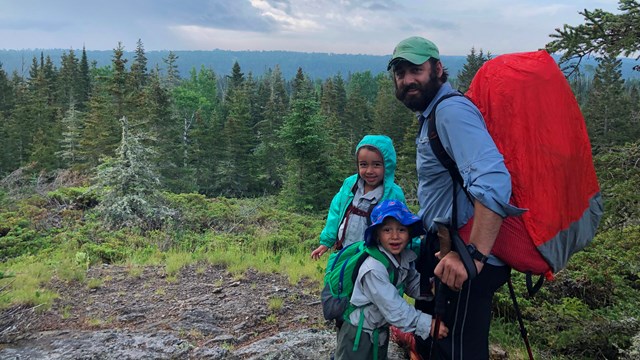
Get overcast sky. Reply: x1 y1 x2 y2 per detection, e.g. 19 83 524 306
0 0 622 56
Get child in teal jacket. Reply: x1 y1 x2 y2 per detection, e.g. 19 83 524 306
311 135 406 260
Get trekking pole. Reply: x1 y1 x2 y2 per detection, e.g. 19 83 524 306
507 275 535 360
430 220 452 359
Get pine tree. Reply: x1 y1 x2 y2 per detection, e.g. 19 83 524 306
57 104 84 168
0 63 14 174
128 40 151 129
456 47 491 93
92 116 172 230
22 55 60 171
111 42 128 119
372 74 414 144
583 54 632 150
343 83 371 147
254 65 289 193
58 49 79 110
77 46 91 111
547 0 640 75
320 76 351 179
162 51 181 89
191 66 221 195
280 68 333 211
130 39 148 90
81 66 120 168
216 82 254 197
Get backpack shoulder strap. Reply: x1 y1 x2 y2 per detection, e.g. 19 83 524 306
426 92 466 190
362 246 400 286
426 92 478 280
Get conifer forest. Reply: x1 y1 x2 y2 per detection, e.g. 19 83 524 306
1 1 640 358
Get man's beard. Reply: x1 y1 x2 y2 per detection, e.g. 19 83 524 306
395 71 441 112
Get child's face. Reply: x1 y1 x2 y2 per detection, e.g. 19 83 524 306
376 217 410 257
357 148 384 191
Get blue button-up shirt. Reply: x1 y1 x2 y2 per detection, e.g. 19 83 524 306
416 83 524 262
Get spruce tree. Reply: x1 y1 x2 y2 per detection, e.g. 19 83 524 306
57 49 79 112
130 39 148 90
254 65 289 193
57 104 84 168
162 51 181 89
81 67 120 168
583 54 632 150
77 46 91 111
216 83 254 197
280 68 333 211
456 47 491 93
92 116 171 230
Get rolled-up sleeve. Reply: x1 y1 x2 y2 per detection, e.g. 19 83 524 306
437 100 525 218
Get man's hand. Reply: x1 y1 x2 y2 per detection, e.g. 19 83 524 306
434 251 467 291
311 245 329 260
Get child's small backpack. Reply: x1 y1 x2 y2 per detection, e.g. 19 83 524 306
321 241 404 358
321 241 401 322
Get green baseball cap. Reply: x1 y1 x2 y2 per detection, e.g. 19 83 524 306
387 36 440 70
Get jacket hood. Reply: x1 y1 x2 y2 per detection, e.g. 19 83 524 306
355 135 397 193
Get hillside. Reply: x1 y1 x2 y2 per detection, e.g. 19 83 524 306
1 48 637 80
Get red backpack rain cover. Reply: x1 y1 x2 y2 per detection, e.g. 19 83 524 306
460 50 603 279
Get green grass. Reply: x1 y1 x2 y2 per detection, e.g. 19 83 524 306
86 278 103 289
0 255 59 310
268 296 284 312
4 191 637 358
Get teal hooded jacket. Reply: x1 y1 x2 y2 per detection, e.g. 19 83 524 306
319 135 407 248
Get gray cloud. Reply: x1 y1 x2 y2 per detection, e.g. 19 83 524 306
148 0 277 32
0 19 68 32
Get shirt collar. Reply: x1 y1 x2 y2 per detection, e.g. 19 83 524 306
419 82 454 120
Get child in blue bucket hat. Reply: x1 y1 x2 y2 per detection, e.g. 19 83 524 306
334 199 448 360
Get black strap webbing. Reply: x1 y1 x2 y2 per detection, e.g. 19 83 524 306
426 92 535 360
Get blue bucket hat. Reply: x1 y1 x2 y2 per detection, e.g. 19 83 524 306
364 200 425 246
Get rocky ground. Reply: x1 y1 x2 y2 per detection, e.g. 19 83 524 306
0 263 411 359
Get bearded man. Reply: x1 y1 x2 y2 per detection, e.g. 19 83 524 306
388 36 524 360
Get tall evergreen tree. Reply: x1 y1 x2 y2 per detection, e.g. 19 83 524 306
162 51 181 89
111 42 128 119
456 47 491 93
254 65 288 193
77 46 91 111
0 63 14 174
343 82 371 147
583 54 632 150
57 49 79 111
22 55 60 171
57 104 84 168
92 116 171 230
191 66 221 195
81 66 120 168
216 83 254 197
280 68 333 211
130 39 148 90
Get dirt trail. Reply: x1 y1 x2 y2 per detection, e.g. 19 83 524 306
0 263 345 359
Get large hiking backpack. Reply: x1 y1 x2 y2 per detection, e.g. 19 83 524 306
428 50 603 281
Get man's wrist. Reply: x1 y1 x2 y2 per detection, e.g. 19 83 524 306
466 243 489 264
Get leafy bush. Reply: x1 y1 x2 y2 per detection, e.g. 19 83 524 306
494 226 640 358
47 186 97 209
